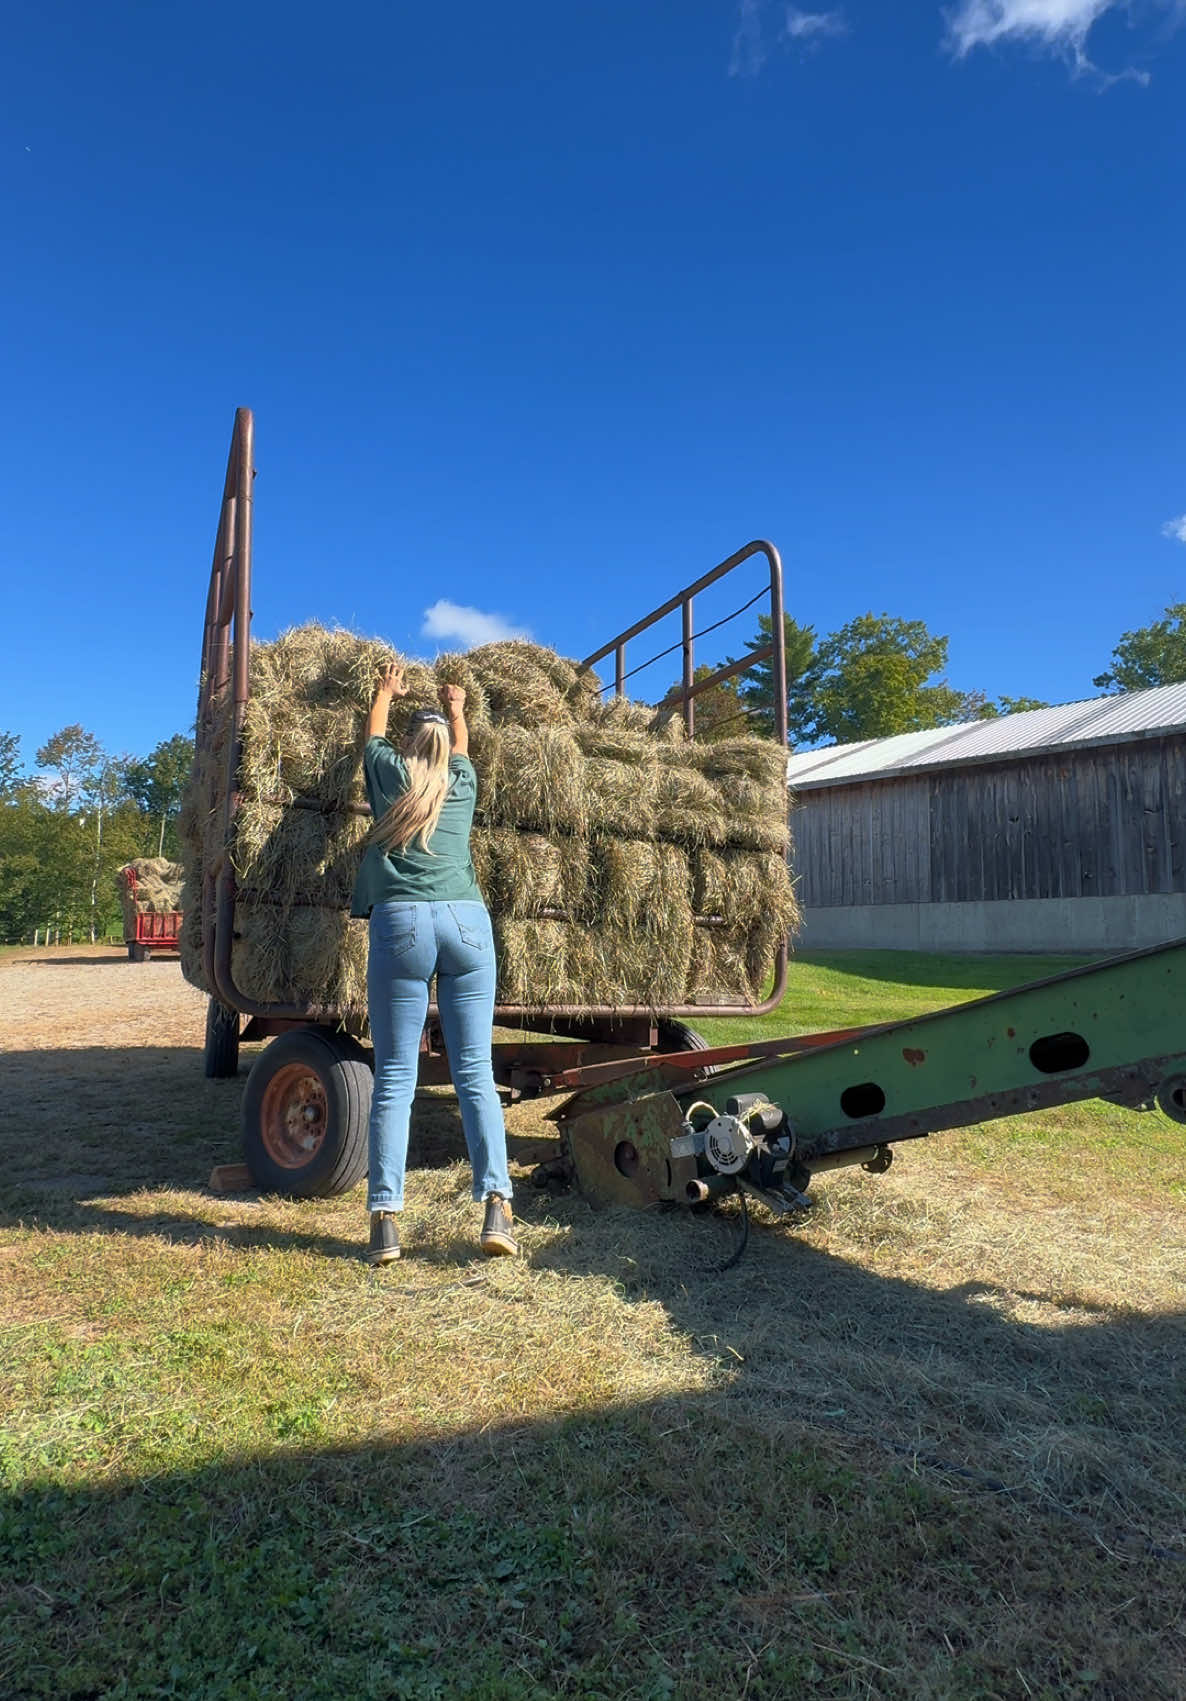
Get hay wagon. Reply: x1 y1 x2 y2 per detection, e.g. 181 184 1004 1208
126 910 182 962
194 410 793 1197
119 863 183 962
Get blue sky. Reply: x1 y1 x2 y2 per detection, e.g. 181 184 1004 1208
2 0 1183 763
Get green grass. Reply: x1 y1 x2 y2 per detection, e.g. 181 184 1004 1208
697 948 1089 1041
2 949 1184 1699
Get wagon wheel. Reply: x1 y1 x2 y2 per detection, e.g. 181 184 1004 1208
129 942 150 963
242 1027 372 1198
204 999 241 1079
655 1019 718 1077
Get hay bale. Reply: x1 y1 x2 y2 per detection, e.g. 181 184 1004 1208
687 848 800 1003
432 653 492 729
692 848 770 926
179 882 204 987
576 723 656 765
648 704 690 744
584 756 659 837
475 827 591 920
178 620 796 1021
465 641 577 727
493 918 691 1010
231 901 369 1017
476 725 589 837
233 801 370 911
689 736 787 787
686 928 755 1005
566 925 691 1011
591 695 654 736
566 663 604 719
491 919 571 1005
653 763 728 847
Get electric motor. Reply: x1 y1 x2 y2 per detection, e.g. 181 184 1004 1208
702 1113 754 1175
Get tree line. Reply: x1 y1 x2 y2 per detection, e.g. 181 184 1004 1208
679 600 1186 744
0 728 192 944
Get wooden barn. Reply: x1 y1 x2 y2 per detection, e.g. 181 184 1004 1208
786 682 1186 953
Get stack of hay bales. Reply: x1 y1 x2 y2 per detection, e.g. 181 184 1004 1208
119 859 184 938
179 625 798 1025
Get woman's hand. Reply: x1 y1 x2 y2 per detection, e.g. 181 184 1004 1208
438 684 466 716
366 663 407 739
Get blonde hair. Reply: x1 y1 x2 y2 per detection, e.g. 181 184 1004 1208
372 719 452 854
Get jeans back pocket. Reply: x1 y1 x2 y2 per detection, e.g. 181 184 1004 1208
448 903 490 953
375 903 418 961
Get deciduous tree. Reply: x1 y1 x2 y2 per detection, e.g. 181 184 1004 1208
0 732 22 799
35 725 103 812
124 733 194 856
1093 603 1186 693
973 695 1050 720
806 613 966 746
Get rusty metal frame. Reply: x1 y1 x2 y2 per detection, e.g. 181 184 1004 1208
195 412 790 1029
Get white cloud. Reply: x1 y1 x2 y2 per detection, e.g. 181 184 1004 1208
784 7 848 40
943 0 1182 79
1162 514 1186 545
421 600 530 650
730 0 767 76
730 1 848 74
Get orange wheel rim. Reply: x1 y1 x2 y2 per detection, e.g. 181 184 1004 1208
259 1063 329 1168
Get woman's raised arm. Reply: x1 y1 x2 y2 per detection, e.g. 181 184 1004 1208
366 664 408 740
439 683 468 758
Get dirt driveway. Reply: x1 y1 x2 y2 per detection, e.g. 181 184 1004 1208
4 944 208 1052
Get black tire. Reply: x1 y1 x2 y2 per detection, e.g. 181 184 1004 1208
242 1027 372 1198
655 1019 718 1078
130 942 149 963
1156 1073 1186 1125
204 999 241 1079
126 943 136 960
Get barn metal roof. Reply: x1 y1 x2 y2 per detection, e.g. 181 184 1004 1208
785 681 1186 790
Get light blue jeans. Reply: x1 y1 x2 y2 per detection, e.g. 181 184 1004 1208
366 900 513 1212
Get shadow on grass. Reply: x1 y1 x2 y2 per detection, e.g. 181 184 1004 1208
525 1193 1186 1524
4 1042 1186 1695
28 954 178 970
0 1044 546 1256
2 1318 1184 1701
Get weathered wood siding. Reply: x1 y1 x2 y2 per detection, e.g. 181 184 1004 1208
792 735 1186 909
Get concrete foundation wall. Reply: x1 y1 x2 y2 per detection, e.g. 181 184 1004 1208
795 894 1186 954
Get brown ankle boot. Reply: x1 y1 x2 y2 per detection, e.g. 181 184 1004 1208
480 1194 517 1257
367 1211 401 1266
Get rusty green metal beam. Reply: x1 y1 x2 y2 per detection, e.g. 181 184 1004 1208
674 937 1186 1160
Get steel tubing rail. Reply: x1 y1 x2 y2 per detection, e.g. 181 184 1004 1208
578 538 789 1014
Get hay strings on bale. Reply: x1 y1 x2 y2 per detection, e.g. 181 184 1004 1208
179 622 799 1024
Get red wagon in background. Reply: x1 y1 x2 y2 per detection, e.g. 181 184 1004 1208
120 865 183 962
